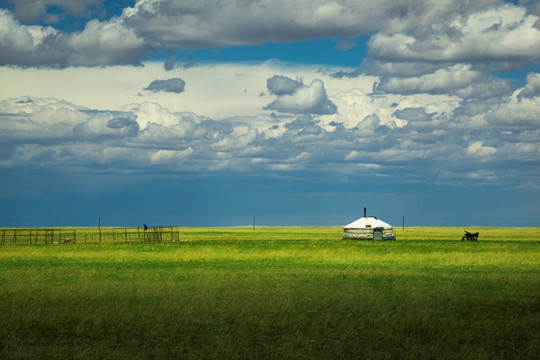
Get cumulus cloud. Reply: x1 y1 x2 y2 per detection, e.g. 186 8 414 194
264 77 337 115
1 0 515 68
73 113 140 139
518 72 540 99
121 0 474 48
0 9 148 67
144 78 186 94
375 64 514 98
1 90 538 188
369 4 540 67
267 75 303 96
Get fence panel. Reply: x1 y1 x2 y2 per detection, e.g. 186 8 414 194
0 227 180 245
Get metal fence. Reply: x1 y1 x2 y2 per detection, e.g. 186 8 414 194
0 226 180 245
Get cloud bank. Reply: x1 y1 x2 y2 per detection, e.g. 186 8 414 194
1 68 538 188
2 1 539 69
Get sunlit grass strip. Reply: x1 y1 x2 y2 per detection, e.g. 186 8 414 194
1 226 539 244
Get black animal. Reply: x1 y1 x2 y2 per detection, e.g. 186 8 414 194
461 230 479 242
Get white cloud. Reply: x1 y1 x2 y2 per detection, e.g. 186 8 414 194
1 0 510 68
467 141 496 158
64 18 148 66
369 4 540 66
0 9 59 65
0 93 538 188
264 78 337 115
375 64 514 98
518 72 540 99
0 9 148 67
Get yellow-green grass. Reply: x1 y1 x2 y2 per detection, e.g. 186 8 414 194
1 227 539 359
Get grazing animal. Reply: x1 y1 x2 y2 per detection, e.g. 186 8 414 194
61 238 72 244
461 231 479 242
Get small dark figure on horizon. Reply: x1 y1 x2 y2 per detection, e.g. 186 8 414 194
461 230 479 242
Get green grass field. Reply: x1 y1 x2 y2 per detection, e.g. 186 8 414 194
1 227 539 359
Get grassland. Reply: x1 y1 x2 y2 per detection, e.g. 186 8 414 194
0 227 539 359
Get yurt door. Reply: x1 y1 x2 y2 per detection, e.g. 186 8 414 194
373 227 383 240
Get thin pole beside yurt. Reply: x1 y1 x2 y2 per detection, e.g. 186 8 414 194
343 208 395 240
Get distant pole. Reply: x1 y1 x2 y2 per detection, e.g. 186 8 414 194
99 218 102 243
253 216 255 230
402 216 405 231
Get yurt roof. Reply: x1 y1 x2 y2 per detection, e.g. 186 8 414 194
344 216 393 229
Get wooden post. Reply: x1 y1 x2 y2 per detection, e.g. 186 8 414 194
99 218 102 243
402 216 405 231
125 228 128 243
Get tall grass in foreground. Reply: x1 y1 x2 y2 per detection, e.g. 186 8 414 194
0 227 539 359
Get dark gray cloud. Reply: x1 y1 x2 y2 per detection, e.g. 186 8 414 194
267 75 302 96
120 0 488 48
393 107 434 122
7 0 104 23
107 117 137 129
144 78 186 94
329 68 363 79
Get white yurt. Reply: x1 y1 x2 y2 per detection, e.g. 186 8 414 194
343 209 395 240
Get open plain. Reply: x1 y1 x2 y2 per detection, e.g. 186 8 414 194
1 227 539 359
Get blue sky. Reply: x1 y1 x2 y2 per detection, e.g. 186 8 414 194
1 0 539 227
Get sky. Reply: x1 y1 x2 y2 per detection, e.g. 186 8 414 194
0 0 539 227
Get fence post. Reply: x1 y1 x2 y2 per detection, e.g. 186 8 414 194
125 228 128 243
